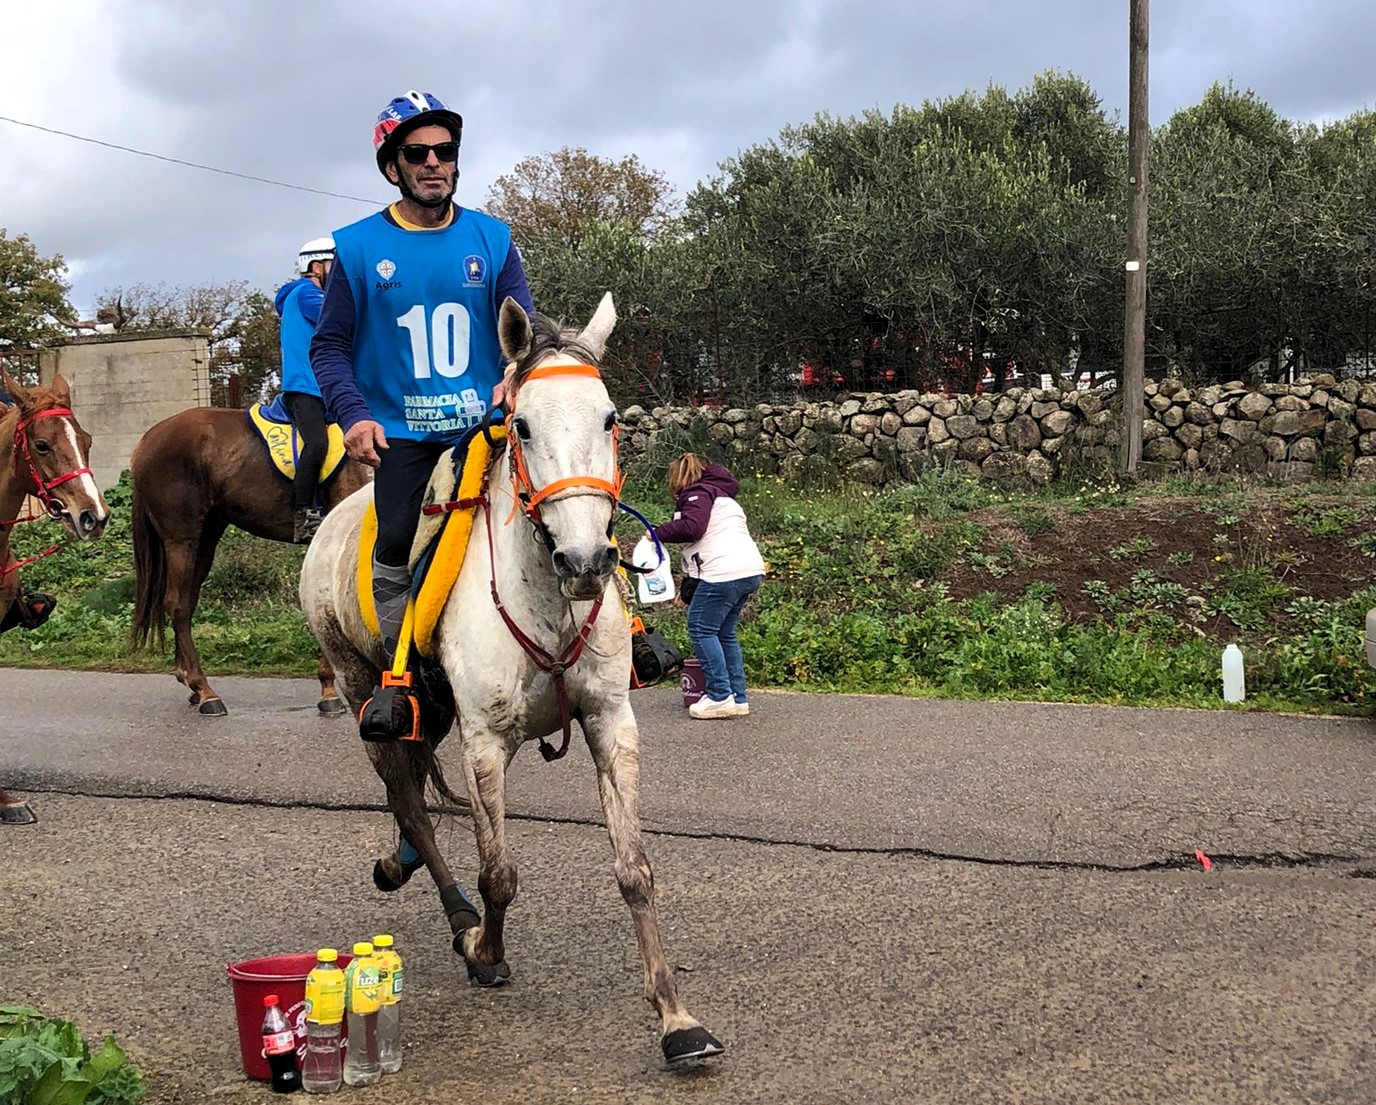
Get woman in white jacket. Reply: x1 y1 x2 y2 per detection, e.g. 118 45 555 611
652 454 765 719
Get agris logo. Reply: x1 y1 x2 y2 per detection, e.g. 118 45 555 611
374 258 403 291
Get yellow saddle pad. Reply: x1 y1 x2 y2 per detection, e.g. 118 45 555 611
358 427 503 659
248 403 348 483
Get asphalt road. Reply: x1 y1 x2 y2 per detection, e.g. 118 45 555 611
3 669 1375 1104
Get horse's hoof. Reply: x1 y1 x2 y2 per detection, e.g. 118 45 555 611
662 1027 725 1063
0 803 37 826
372 855 424 892
197 698 228 717
318 696 347 717
451 933 510 987
463 957 511 988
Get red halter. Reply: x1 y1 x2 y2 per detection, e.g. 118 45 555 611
1 406 91 577
14 407 93 520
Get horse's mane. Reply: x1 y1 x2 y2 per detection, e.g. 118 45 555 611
6 383 65 419
510 313 601 387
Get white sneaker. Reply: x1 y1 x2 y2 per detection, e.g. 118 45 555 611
730 700 750 716
689 696 738 720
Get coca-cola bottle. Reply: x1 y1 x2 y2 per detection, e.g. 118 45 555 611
261 994 302 1094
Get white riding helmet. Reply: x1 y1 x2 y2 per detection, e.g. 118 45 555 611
297 236 336 274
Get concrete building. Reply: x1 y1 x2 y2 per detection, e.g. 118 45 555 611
38 330 211 491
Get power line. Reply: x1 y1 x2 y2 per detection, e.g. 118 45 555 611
0 114 383 205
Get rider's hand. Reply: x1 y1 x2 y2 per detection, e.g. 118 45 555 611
345 420 388 468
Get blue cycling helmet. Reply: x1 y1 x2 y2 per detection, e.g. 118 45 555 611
372 91 464 174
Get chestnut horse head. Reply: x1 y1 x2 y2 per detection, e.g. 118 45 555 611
1 370 109 540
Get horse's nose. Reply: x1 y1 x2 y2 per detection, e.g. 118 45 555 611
552 544 619 580
79 508 107 537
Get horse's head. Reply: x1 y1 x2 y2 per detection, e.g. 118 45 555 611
500 293 621 600
2 370 110 540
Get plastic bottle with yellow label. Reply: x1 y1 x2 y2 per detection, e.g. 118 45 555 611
342 943 381 1087
301 948 344 1093
372 934 404 1073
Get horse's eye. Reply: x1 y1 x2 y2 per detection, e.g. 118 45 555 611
604 411 619 433
33 439 51 454
513 416 532 441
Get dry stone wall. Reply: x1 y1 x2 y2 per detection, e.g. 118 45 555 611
619 373 1376 488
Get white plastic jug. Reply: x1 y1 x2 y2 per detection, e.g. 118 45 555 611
1221 643 1245 703
632 535 675 605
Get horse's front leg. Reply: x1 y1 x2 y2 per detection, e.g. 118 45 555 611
584 700 724 1062
456 731 517 987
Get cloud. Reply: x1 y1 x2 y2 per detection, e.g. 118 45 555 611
2 0 1374 311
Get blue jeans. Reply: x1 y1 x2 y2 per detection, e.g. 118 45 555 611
686 575 762 703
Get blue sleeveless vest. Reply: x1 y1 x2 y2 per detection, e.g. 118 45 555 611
332 207 512 442
276 278 323 397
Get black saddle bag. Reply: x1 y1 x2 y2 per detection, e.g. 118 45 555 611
630 616 685 689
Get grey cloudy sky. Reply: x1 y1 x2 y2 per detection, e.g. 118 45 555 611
3 0 1374 313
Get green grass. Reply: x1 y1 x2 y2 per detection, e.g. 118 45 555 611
2 467 1374 715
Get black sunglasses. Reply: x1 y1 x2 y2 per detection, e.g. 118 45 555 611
397 141 459 166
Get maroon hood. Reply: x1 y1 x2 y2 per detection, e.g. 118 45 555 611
652 463 741 545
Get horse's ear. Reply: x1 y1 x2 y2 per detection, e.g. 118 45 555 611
1 369 28 406
50 373 72 404
577 292 617 361
498 297 532 363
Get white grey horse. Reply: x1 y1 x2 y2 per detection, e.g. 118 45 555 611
299 293 723 1063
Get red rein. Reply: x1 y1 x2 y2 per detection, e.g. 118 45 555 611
1 407 91 577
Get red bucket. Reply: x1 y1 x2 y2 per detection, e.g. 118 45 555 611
226 952 352 1081
679 657 705 708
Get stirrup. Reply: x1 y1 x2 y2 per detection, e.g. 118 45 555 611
358 670 422 742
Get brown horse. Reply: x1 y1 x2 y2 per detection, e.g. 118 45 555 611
130 406 370 715
1 370 110 825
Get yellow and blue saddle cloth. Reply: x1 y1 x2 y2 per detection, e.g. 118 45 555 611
248 398 349 483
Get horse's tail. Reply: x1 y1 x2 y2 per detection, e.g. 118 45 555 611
130 484 167 649
425 749 470 814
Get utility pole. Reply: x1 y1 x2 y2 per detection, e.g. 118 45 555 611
1120 0 1149 475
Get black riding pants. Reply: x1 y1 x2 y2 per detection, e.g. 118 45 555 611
282 391 329 510
373 438 450 567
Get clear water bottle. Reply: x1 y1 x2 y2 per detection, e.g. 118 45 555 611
342 942 381 1087
301 948 344 1094
260 994 301 1094
372 934 403 1074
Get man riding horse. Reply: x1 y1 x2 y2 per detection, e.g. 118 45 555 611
274 235 337 543
310 89 534 738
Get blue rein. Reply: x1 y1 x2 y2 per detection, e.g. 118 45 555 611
617 502 666 573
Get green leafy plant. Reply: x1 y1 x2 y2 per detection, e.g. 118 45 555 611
1107 535 1157 560
1291 503 1362 537
1351 533 1376 559
1203 568 1292 630
0 1007 145 1104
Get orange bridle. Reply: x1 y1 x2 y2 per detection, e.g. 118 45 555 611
505 363 623 525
